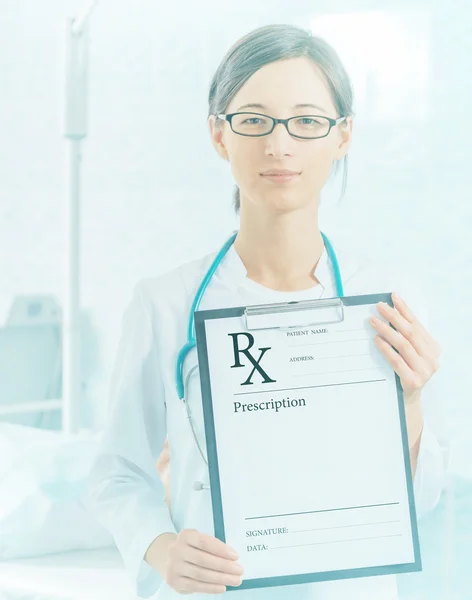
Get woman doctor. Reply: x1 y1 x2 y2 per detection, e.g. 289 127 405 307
86 23 448 600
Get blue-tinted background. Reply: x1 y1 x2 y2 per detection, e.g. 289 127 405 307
0 1 470 598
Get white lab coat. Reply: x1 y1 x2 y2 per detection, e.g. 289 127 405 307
85 234 449 600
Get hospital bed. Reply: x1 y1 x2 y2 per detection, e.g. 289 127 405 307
0 421 141 600
0 547 137 600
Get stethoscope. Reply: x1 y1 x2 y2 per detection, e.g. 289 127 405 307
175 230 344 488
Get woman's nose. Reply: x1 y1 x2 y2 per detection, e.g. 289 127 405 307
264 122 294 157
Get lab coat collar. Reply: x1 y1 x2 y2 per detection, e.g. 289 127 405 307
219 239 335 294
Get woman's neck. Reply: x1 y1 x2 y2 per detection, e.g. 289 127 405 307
234 200 324 292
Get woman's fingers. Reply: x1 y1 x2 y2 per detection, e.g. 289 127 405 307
183 562 243 587
182 544 244 577
164 529 244 595
370 294 442 398
171 576 227 595
185 529 239 561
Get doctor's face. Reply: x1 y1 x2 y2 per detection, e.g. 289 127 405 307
209 56 352 214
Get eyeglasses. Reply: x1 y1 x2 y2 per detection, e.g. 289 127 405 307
217 111 347 140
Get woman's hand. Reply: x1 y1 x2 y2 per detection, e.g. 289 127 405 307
153 444 245 593
160 529 244 594
145 529 244 595
369 292 442 403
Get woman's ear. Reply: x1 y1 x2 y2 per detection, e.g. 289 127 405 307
334 116 353 161
208 115 229 161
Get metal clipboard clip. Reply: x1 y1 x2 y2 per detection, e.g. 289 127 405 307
244 297 345 331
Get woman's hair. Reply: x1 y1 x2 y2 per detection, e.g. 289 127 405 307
207 24 355 213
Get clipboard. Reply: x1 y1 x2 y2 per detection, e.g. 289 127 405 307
194 293 421 592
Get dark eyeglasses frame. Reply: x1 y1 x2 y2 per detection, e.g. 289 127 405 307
217 111 348 140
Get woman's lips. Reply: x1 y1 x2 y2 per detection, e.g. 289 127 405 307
261 173 300 183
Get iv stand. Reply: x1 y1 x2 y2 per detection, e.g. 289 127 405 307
62 1 100 433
